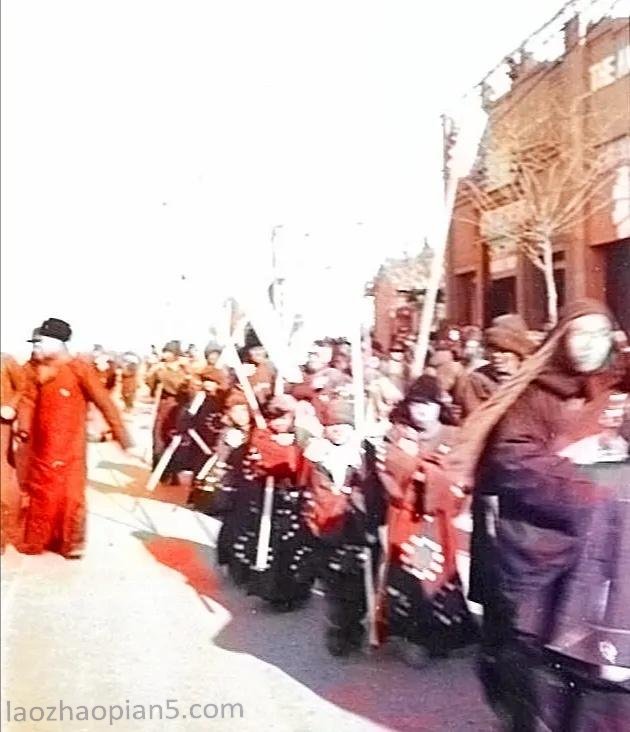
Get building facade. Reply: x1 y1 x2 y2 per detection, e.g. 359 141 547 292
446 15 630 332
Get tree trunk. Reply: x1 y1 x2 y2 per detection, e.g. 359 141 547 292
541 240 558 327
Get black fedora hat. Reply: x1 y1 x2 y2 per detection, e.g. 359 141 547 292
28 318 72 343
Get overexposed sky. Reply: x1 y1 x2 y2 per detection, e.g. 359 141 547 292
2 0 563 355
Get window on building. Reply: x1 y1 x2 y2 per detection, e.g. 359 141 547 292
455 272 476 324
604 239 630 333
489 276 517 320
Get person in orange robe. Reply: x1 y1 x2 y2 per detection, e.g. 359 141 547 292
16 318 133 559
1 353 26 552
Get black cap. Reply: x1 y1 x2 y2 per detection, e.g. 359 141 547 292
163 340 182 356
28 318 72 343
245 331 263 350
406 375 442 405
204 341 222 357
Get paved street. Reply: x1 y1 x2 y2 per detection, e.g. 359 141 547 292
1 400 497 732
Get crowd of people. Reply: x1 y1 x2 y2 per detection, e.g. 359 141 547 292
1 301 629 730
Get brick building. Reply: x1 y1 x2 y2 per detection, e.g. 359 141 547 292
372 248 443 352
446 14 630 332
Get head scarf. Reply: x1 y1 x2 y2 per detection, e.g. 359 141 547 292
445 299 615 486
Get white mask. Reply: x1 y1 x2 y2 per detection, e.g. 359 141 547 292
31 335 65 360
408 401 440 433
566 314 612 373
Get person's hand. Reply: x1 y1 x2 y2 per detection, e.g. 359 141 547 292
0 405 16 421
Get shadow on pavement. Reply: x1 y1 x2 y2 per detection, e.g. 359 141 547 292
130 524 495 732
90 460 191 506
132 530 223 606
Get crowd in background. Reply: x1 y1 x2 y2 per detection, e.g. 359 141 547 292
1 301 630 730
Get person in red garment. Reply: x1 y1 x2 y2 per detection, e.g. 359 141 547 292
1 352 26 552
16 318 133 559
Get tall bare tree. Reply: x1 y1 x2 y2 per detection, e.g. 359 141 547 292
460 86 627 325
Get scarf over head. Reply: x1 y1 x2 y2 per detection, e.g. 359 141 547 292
445 299 617 487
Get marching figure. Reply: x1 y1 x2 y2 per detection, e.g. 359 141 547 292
242 395 315 611
92 348 118 393
192 390 254 582
376 376 476 666
171 367 228 478
241 333 276 404
453 315 535 418
147 340 192 474
303 398 385 656
120 352 141 412
16 319 132 559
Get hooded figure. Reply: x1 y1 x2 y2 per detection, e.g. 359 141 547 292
453 300 630 730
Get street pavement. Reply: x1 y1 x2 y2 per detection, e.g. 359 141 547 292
1 398 498 732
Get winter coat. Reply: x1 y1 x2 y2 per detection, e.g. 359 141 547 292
472 369 614 644
17 356 131 554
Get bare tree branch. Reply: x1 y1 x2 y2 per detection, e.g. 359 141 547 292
458 82 626 323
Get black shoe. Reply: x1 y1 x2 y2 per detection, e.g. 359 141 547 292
270 599 295 613
347 625 365 649
325 628 352 658
228 562 248 586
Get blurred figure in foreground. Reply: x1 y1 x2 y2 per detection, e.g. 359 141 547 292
457 300 630 730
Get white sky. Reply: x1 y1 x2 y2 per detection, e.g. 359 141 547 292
2 0 563 356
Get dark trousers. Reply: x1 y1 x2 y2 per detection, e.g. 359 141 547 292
320 542 378 640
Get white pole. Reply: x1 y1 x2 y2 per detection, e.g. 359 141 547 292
410 181 460 379
411 103 486 379
255 476 275 571
351 314 366 436
352 224 366 435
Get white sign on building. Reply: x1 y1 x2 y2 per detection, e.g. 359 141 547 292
589 44 630 93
